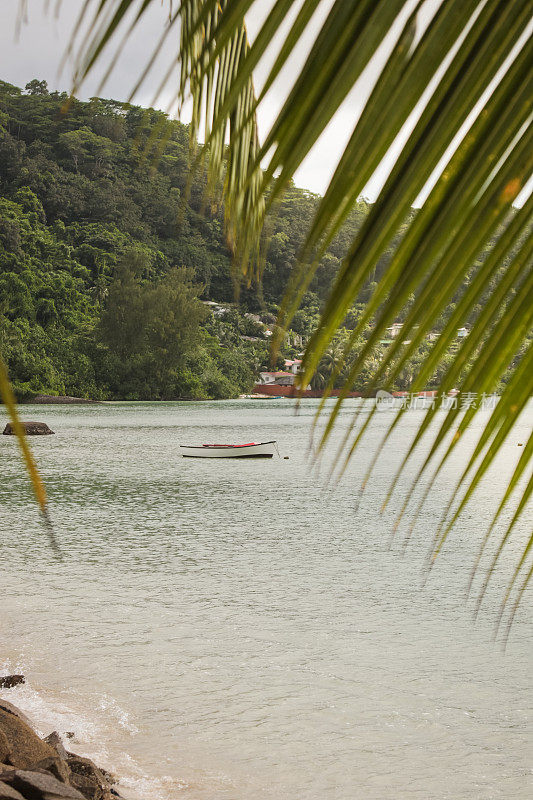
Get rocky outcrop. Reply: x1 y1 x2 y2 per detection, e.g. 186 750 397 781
42 737 67 763
0 709 59 770
0 704 34 731
0 780 26 799
2 423 54 436
0 680 24 692
0 731 10 765
66 754 116 798
0 702 122 800
0 769 84 798
26 396 99 405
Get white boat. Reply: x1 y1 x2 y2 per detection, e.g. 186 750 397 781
180 441 276 458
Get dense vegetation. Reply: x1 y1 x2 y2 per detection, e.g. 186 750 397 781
0 79 281 399
0 79 528 399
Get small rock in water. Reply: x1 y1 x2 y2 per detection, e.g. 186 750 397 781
0 678 25 691
2 422 54 436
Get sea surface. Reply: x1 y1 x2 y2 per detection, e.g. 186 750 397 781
1 400 531 800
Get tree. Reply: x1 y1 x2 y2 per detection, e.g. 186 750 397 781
24 79 48 96
68 0 532 634
99 249 208 397
58 127 116 174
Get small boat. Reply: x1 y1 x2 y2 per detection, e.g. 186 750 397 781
180 441 276 458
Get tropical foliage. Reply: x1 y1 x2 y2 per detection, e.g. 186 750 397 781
67 0 533 636
1 80 525 400
0 79 311 400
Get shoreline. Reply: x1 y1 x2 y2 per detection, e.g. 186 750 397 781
0 675 125 799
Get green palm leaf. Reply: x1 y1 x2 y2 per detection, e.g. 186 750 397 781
0 356 59 554
0 357 47 513
31 0 533 629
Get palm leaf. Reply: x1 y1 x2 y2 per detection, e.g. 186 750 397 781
0 357 59 554
0 357 47 512
36 0 533 627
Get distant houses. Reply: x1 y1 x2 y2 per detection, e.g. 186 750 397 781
202 299 472 388
383 322 469 343
386 322 404 339
258 371 296 386
201 300 229 317
284 359 302 374
258 360 303 386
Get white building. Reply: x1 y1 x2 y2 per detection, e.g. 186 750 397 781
386 322 404 338
258 371 296 386
201 300 229 317
284 359 302 375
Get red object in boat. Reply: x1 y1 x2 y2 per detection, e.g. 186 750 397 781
203 442 257 447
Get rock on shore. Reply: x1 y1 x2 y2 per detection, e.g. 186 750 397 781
2 423 54 436
0 679 123 800
26 396 100 405
0 680 24 691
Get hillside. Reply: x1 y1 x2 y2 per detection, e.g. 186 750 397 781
0 79 528 399
0 79 366 399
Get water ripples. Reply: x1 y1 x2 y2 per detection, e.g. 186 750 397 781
1 400 531 799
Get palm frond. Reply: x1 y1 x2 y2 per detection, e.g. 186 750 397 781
0 358 47 513
58 1 533 626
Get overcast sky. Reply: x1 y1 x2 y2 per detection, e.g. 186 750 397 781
1 0 531 205
0 0 413 199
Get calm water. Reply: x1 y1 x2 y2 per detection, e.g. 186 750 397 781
1 400 531 800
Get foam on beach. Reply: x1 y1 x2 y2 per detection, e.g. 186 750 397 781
1 658 188 800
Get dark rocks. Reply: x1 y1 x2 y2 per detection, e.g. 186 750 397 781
0 678 25 691
66 756 114 800
0 780 25 799
0 704 120 800
66 758 114 788
0 703 34 730
42 738 67 764
0 731 11 765
0 710 58 769
68 774 110 800
31 760 70 787
2 423 54 436
1 769 84 799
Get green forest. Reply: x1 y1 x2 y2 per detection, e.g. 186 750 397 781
0 79 528 400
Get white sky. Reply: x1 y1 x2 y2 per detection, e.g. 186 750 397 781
1 0 531 205
0 0 422 199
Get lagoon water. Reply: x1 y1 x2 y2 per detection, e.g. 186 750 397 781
1 400 531 799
